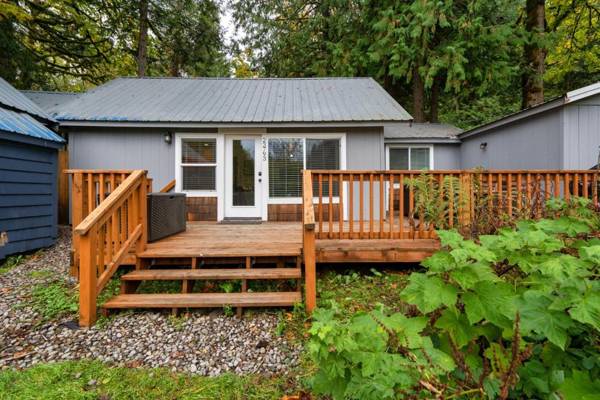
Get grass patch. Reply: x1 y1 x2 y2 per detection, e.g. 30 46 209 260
0 254 26 275
277 266 414 342
29 281 78 321
0 360 289 400
318 266 412 314
29 269 54 280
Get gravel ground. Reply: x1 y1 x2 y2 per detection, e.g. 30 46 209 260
0 228 302 375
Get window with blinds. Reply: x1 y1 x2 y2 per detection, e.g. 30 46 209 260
268 138 304 198
307 138 340 196
268 137 341 198
389 147 431 170
181 139 217 191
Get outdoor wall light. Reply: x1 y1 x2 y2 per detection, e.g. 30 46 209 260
164 132 172 144
480 142 488 150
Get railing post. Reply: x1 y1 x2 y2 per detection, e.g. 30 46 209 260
79 229 97 327
458 171 472 229
71 172 84 278
136 173 148 265
302 170 317 314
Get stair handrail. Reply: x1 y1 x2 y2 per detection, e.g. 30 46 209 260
76 169 148 327
159 179 176 193
302 170 316 313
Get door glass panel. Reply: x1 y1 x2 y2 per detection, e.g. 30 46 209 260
232 139 255 206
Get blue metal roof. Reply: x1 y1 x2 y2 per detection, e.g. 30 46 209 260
0 108 64 143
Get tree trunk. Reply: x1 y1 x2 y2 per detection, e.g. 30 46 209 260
429 77 440 123
412 66 425 123
522 0 546 109
136 0 149 77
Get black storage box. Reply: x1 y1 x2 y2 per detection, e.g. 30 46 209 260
147 192 186 242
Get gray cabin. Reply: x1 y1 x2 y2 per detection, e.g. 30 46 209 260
37 77 461 222
0 78 65 259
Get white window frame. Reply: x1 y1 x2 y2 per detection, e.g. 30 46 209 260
175 132 224 197
265 133 346 205
385 144 434 171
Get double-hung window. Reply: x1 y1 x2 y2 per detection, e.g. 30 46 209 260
181 139 217 191
268 137 341 199
389 146 432 170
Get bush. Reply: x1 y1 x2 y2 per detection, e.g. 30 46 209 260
309 198 600 399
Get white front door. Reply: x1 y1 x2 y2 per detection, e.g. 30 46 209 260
225 136 263 218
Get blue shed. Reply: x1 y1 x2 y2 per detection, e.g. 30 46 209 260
0 78 65 260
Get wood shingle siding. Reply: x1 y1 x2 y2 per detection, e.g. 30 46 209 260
186 197 217 221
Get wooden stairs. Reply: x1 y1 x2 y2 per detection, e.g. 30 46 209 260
102 256 303 315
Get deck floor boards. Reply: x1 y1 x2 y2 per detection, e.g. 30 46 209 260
139 221 440 263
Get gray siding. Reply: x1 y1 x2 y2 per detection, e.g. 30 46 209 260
434 144 461 169
562 98 600 169
68 128 176 190
460 110 563 169
0 138 58 259
346 127 385 219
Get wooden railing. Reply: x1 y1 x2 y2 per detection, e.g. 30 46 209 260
160 179 176 193
74 170 149 327
66 170 152 276
306 170 600 241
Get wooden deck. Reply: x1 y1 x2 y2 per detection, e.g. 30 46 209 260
139 221 439 263
69 169 599 326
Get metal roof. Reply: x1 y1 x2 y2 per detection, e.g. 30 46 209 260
460 81 600 139
53 77 412 124
21 90 80 114
384 122 461 143
0 108 64 143
0 78 55 123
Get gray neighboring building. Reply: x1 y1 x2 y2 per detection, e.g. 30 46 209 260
35 77 461 222
0 79 65 260
460 82 600 169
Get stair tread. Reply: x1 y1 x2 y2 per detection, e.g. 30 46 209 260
103 292 302 309
121 268 301 281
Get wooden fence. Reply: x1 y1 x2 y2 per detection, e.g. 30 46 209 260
73 170 149 326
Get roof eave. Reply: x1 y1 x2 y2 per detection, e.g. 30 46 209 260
384 137 461 144
0 129 65 149
57 119 412 129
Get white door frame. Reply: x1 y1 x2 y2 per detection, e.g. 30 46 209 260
224 135 264 219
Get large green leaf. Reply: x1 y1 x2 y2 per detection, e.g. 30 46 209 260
462 281 516 328
401 274 458 313
435 308 478 347
518 291 574 350
559 370 600 400
450 262 498 290
569 287 600 330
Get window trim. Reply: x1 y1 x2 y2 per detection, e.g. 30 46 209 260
265 133 346 205
385 144 434 171
175 133 223 197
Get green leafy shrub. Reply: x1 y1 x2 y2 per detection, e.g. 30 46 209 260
309 198 600 399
